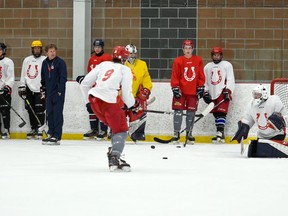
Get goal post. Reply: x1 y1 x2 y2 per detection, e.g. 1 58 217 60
270 78 288 111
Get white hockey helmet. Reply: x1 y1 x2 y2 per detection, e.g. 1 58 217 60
125 44 137 64
252 84 268 105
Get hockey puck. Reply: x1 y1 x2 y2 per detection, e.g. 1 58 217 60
162 157 168 159
176 145 181 148
151 145 155 149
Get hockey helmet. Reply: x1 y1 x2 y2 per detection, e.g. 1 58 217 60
182 40 194 48
93 39 104 47
125 44 137 64
31 40 43 48
211 46 223 64
252 84 269 105
0 42 7 54
112 46 129 62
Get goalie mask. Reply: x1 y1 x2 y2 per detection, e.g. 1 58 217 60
125 44 137 64
31 40 43 58
252 84 268 105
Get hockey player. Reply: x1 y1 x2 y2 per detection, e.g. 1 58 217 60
18 40 46 139
76 39 112 140
231 84 288 158
203 47 235 143
41 44 67 145
170 39 205 144
80 46 139 171
125 44 153 142
0 42 15 139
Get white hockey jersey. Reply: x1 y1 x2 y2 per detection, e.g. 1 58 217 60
242 95 288 139
20 55 46 92
204 60 235 99
0 57 15 89
81 61 135 108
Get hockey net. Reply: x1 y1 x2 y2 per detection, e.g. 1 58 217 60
271 78 288 111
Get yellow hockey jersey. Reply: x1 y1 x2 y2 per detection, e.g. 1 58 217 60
125 59 153 97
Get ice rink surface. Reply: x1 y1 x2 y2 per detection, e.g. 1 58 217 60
1 139 287 216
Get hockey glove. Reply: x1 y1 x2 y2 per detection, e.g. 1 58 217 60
223 88 232 101
18 85 27 100
129 100 141 114
40 86 46 100
203 91 212 104
76 75 85 84
137 85 150 101
196 86 205 98
172 87 181 99
231 121 250 143
268 112 286 131
0 85 11 97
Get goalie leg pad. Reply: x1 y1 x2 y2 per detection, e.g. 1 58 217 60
248 139 288 158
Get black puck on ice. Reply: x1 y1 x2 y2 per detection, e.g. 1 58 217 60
176 145 181 148
162 157 168 159
151 145 155 149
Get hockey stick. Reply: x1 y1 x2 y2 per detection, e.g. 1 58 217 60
25 99 48 136
154 102 215 144
240 136 245 155
0 93 26 128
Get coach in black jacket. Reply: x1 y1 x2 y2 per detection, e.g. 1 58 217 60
40 44 67 145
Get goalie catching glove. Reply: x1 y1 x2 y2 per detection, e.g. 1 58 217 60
268 112 286 131
231 121 250 143
137 85 150 101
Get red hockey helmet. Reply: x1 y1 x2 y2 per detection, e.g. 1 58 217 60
211 47 223 55
112 46 129 61
182 40 194 48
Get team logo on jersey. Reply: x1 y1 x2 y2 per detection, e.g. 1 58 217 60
0 66 2 79
132 70 137 81
184 66 196 81
211 70 222 85
256 113 272 130
27 64 39 79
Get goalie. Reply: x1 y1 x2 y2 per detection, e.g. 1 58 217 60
231 84 288 158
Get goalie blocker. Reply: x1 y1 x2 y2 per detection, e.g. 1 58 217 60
247 139 288 158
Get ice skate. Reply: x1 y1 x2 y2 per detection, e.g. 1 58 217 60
1 129 10 139
35 130 43 140
212 131 225 144
45 137 60 145
83 128 98 140
107 147 131 172
95 130 107 141
42 134 52 145
172 132 180 145
27 129 37 140
185 131 195 145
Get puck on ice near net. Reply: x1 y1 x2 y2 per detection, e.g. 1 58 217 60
176 145 181 148
151 145 155 149
162 157 168 159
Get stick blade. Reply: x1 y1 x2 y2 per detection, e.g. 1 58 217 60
18 121 26 128
201 102 215 116
153 137 173 144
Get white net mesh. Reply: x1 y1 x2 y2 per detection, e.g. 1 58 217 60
271 78 288 111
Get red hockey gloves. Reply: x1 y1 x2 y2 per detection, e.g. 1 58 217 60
18 85 27 100
196 86 205 98
223 88 232 101
203 91 212 104
137 86 150 101
172 87 181 99
231 121 250 143
268 112 286 131
0 85 11 97
40 86 46 100
76 75 85 84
